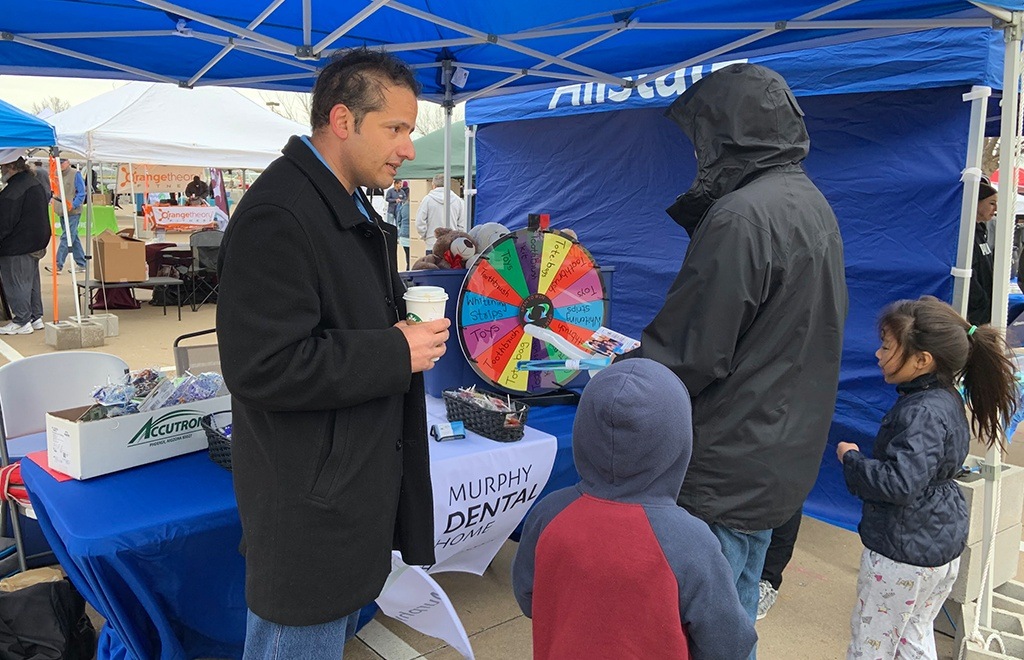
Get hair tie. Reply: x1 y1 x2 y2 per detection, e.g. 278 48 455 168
967 325 978 337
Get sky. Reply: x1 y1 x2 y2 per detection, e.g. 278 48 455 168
1 73 461 137
1 74 298 115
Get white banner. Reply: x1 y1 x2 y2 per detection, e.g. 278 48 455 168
373 397 556 654
376 553 475 659
150 205 228 230
425 396 556 574
115 164 204 193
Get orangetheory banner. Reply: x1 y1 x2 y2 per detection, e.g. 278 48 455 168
115 165 203 193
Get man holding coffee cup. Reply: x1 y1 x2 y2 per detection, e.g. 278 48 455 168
217 48 449 660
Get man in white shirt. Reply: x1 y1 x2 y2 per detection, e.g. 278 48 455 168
415 173 465 253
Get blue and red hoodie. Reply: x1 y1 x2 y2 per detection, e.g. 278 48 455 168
512 359 757 660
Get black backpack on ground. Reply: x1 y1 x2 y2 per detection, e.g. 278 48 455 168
0 578 96 659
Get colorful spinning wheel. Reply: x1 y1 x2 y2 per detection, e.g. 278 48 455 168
458 228 608 394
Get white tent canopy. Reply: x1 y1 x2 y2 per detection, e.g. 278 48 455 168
48 82 309 169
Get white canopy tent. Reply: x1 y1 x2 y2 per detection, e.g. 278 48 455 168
48 81 309 169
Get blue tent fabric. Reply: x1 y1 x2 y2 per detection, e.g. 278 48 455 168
0 3 1021 99
467 28 1003 125
472 78 974 531
0 97 55 147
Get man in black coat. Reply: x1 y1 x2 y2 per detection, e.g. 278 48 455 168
629 64 848 636
0 154 51 334
217 48 450 659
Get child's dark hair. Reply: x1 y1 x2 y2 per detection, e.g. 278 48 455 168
879 296 1017 449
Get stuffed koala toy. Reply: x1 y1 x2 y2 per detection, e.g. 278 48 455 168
412 228 477 270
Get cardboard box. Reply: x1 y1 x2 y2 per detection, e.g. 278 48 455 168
92 230 147 283
46 396 229 479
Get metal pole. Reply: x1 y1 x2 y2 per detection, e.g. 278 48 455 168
85 158 93 287
980 14 1023 628
952 86 991 316
464 124 476 228
129 162 138 235
442 59 453 229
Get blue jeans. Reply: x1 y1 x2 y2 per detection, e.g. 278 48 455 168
244 609 359 660
710 523 772 659
56 213 86 269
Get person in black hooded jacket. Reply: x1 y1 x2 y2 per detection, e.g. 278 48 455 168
628 63 848 634
0 154 51 334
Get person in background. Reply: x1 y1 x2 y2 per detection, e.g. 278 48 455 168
50 160 87 274
217 47 449 660
31 161 51 197
185 175 210 202
756 508 802 619
839 296 1017 659
415 172 465 253
397 180 411 269
385 178 407 225
0 154 52 334
513 359 757 660
968 177 997 325
625 64 848 650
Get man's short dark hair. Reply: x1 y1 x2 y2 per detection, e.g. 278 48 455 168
310 47 420 133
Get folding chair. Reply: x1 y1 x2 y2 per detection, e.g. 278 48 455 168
0 352 129 573
173 328 221 376
187 229 223 312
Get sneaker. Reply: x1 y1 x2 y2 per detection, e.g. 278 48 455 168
43 265 60 274
30 319 44 331
68 265 86 274
0 322 33 335
757 580 778 620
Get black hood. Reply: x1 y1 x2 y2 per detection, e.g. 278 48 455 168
664 63 809 234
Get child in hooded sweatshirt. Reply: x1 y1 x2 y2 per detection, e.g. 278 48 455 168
839 296 1017 659
512 358 757 660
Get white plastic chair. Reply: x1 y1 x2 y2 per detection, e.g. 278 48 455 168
0 351 129 572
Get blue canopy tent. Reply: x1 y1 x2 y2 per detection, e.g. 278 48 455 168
3 1 1024 225
0 98 56 148
4 2 1024 652
466 27 1005 531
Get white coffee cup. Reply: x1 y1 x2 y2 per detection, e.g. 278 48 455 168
404 286 448 323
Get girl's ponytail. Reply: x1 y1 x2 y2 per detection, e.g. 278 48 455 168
962 323 1018 450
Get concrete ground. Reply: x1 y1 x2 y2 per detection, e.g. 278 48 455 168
3 209 1021 659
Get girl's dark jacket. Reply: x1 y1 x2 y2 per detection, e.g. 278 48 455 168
217 136 433 626
842 373 969 567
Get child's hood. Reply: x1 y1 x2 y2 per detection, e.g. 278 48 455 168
572 358 693 504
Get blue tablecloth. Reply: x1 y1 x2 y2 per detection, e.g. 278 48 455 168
20 405 581 659
23 451 247 660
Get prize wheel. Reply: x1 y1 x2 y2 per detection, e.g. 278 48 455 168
457 227 608 394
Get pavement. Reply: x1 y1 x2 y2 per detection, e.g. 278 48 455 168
1 210 1020 659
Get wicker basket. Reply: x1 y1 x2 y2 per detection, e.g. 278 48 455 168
442 390 528 442
202 411 233 470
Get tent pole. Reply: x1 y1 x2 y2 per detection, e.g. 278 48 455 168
85 158 93 293
952 86 991 317
979 12 1023 630
129 163 138 235
464 124 476 228
442 59 454 230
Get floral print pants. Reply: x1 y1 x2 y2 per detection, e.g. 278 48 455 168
847 548 959 660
